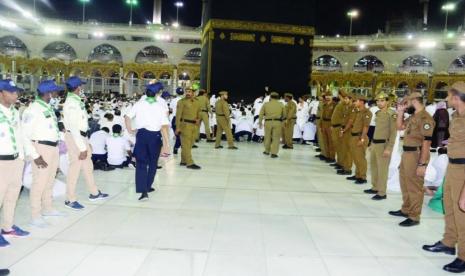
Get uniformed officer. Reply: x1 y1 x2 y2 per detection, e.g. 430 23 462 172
0 79 30 246
364 93 397 200
63 76 109 210
423 82 465 273
283 93 297 149
346 94 372 184
125 82 171 201
196 89 214 142
214 91 238 149
389 92 434 227
330 90 346 169
259 92 285 158
337 93 354 175
321 93 336 162
176 87 202 169
22 80 65 227
315 94 327 160
171 87 184 155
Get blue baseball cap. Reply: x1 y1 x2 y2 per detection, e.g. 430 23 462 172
176 87 184 95
161 91 171 99
0 79 22 93
66 76 86 90
146 82 164 94
37 80 64 94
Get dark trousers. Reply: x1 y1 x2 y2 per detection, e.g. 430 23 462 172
133 128 162 194
234 131 252 142
172 117 181 150
91 153 107 164
109 156 132 169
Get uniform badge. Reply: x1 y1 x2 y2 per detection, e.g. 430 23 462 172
424 123 431 130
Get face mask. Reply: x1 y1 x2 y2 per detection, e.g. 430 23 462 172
406 106 415 115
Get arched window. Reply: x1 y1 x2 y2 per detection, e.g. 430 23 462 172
0 36 28 57
435 82 448 100
313 55 341 72
399 55 433 73
449 55 465 74
42 41 77 61
88 44 122 63
354 55 384 72
183 48 201 63
135 46 168 63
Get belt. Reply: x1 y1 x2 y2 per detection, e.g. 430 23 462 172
181 119 196 124
323 118 331 121
351 132 361 136
33 140 58 147
372 139 386 144
217 114 225 116
332 124 341 128
201 110 208 112
290 117 297 120
316 116 321 119
0 153 18 161
265 119 282 121
403 146 420 152
449 158 465 164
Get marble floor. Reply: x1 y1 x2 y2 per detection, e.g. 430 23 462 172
0 142 453 276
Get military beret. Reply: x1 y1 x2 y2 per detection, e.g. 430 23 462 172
406 92 423 100
375 93 389 100
219 91 228 96
270 92 280 97
284 93 293 98
451 81 465 95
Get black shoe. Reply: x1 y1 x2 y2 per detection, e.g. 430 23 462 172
148 188 156 193
399 218 420 227
157 166 162 169
215 146 224 149
228 146 238 150
315 148 321 152
187 164 201 170
325 159 336 163
346 176 357 180
206 139 215 143
444 258 465 273
333 165 343 170
180 162 187 166
263 152 270 155
138 193 149 201
271 154 278 158
0 269 10 276
388 210 408 217
337 170 352 175
315 154 324 158
195 140 200 143
355 179 367 184
372 195 387 200
364 189 378 194
329 163 338 167
192 145 198 148
423 241 456 255
283 145 289 149
173 149 178 155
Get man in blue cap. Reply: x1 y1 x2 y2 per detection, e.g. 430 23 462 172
0 79 30 247
22 80 66 227
63 76 109 211
171 87 184 155
125 82 170 201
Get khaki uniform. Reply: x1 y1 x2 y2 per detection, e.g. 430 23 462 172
0 104 25 231
369 109 397 196
330 101 345 165
215 99 235 147
349 107 372 180
442 111 465 260
195 95 212 140
283 100 297 148
316 101 326 156
63 93 99 202
341 103 355 172
321 102 336 160
259 99 284 155
399 109 434 221
22 99 60 219
176 97 200 166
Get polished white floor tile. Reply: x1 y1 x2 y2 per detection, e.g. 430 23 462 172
135 250 208 276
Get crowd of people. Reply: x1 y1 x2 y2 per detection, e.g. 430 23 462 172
1 75 465 275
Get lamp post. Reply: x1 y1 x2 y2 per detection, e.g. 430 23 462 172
80 0 90 23
347 10 359 37
126 0 138 26
174 2 184 26
442 3 456 33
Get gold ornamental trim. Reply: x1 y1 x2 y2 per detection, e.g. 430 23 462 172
202 19 315 40
271 35 295 45
230 32 256 42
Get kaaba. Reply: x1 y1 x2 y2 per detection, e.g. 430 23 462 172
200 0 316 102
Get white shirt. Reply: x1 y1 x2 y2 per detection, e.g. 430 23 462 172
171 96 183 116
125 98 170 131
253 97 264 117
106 135 131 166
369 106 380 126
22 100 60 159
63 93 89 152
264 95 270 103
426 103 437 117
235 116 253 133
89 130 109 155
0 104 24 159
309 100 319 115
253 119 264 136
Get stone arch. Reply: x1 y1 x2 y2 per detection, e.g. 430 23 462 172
434 81 449 100
399 55 433 73
353 55 384 73
179 72 190 80
312 55 342 72
160 72 171 79
142 71 156 79
0 35 28 57
88 44 122 63
183 48 201 63
42 41 77 61
448 55 465 74
135 46 168 64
